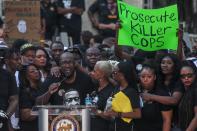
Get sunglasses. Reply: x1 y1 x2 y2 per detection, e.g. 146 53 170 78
65 97 80 103
180 73 194 79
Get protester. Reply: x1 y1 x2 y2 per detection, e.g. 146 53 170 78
135 62 172 131
104 61 141 131
142 53 183 129
20 43 36 65
36 52 95 105
19 64 42 131
90 61 114 131
88 0 117 38
178 61 197 131
0 46 18 131
41 0 58 40
83 47 101 72
34 46 51 82
4 48 21 130
79 30 93 55
50 41 64 66
2 1 197 131
56 0 85 44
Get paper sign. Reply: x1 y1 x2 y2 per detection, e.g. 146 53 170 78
117 0 179 51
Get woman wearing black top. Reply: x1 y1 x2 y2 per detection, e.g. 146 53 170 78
135 63 172 131
178 62 197 131
104 61 141 131
19 64 42 131
90 60 114 131
34 46 51 82
142 53 182 104
142 53 182 127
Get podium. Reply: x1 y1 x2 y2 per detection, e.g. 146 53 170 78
31 105 94 131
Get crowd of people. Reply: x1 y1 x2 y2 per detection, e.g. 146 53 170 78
0 0 197 131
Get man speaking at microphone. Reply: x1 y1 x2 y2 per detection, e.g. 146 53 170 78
36 52 95 105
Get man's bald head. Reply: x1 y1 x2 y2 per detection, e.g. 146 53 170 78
60 52 75 62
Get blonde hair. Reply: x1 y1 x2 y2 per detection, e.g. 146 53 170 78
95 61 112 77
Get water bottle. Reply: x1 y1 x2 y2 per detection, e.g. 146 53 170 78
104 97 113 111
92 96 99 106
85 94 92 107
139 96 144 108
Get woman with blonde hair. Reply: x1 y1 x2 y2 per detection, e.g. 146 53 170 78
90 60 114 131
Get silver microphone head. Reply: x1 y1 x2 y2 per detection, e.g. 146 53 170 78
58 89 65 96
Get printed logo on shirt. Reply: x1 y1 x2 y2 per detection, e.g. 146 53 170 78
63 0 72 19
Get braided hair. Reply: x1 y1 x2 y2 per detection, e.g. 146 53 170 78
178 61 197 130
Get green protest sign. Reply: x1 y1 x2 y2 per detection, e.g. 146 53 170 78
117 0 179 51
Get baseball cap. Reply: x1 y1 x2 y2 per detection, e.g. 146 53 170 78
20 43 35 55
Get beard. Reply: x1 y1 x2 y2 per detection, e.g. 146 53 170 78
62 70 75 79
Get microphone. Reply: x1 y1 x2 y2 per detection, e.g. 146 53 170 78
57 72 68 86
57 75 67 97
58 89 65 97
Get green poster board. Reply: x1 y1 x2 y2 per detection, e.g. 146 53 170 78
117 0 179 51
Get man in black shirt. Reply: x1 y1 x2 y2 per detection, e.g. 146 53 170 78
36 52 95 105
56 0 85 45
88 0 117 38
0 47 18 130
41 0 58 40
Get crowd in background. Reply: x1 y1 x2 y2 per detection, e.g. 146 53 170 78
0 0 196 131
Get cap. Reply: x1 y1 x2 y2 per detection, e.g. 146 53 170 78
20 43 35 55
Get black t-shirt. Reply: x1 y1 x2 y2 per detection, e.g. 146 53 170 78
19 87 40 131
135 87 172 131
88 0 117 37
112 86 140 131
96 84 114 111
41 1 58 27
91 84 114 131
56 0 85 32
178 87 197 131
0 69 18 111
41 69 95 105
88 0 117 24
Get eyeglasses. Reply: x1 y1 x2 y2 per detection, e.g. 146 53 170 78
65 97 80 103
180 73 194 79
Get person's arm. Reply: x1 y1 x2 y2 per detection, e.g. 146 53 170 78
57 6 83 15
114 22 132 60
161 110 173 131
104 108 141 119
36 83 59 105
176 27 184 61
75 62 89 75
88 0 101 29
119 108 141 119
98 23 116 30
6 95 18 118
114 41 132 60
186 106 197 131
7 72 18 118
142 92 182 105
20 108 36 121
